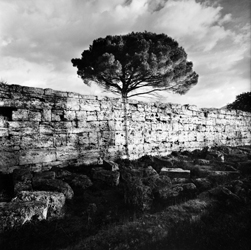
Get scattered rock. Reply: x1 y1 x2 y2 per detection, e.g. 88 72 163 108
206 150 225 162
189 165 215 178
157 183 196 200
160 167 190 179
0 200 48 232
194 159 210 165
33 171 56 180
13 191 66 218
124 178 152 211
13 169 33 183
207 171 239 185
69 174 93 190
224 165 238 171
172 178 189 184
52 168 73 179
151 156 173 172
144 174 172 192
192 178 212 191
13 169 33 194
32 178 74 200
144 166 158 177
92 167 120 186
13 182 32 195
103 160 119 171
209 186 242 203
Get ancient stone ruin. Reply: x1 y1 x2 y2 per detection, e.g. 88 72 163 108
0 82 251 236
0 82 250 173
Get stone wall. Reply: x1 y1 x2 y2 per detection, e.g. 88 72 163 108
1 82 251 173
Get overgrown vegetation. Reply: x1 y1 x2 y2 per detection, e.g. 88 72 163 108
227 92 251 112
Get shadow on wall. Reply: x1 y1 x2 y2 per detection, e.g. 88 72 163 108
0 107 20 173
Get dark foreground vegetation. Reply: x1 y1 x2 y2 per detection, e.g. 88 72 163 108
0 146 251 250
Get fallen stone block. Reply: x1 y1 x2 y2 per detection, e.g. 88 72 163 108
69 174 93 190
103 160 119 171
160 167 190 179
92 167 120 186
32 178 74 200
53 168 72 179
152 156 173 170
33 171 56 180
208 186 242 203
13 169 33 194
192 178 212 191
158 183 196 200
124 178 153 211
13 191 66 219
194 159 211 165
206 150 224 162
172 178 189 184
207 171 240 184
144 174 172 191
0 200 48 232
143 166 158 177
189 165 215 178
120 168 143 181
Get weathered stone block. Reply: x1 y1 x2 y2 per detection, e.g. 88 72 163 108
8 121 39 135
42 109 51 122
51 110 63 121
78 149 100 165
21 134 54 149
0 201 48 232
64 110 76 120
32 178 74 200
56 147 79 161
14 191 65 218
12 109 29 121
160 167 190 179
20 149 56 165
68 174 93 190
0 151 19 173
0 128 8 137
33 171 56 180
39 123 54 134
131 111 145 121
79 100 100 111
76 110 87 121
66 98 79 111
86 111 98 121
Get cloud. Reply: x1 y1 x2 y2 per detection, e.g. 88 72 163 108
0 0 250 107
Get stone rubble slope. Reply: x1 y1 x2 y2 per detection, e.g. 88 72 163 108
0 146 248 231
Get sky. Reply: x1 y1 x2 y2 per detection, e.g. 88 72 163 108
0 0 250 108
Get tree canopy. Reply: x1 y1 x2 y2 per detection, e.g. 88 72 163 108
72 31 199 98
227 92 251 112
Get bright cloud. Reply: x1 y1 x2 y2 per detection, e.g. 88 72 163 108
0 0 250 108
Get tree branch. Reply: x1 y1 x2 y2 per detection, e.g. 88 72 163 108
128 87 173 98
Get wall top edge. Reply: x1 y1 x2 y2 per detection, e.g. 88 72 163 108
1 82 251 115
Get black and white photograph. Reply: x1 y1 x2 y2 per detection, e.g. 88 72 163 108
0 0 250 249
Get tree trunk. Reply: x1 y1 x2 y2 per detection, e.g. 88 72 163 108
122 93 129 158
